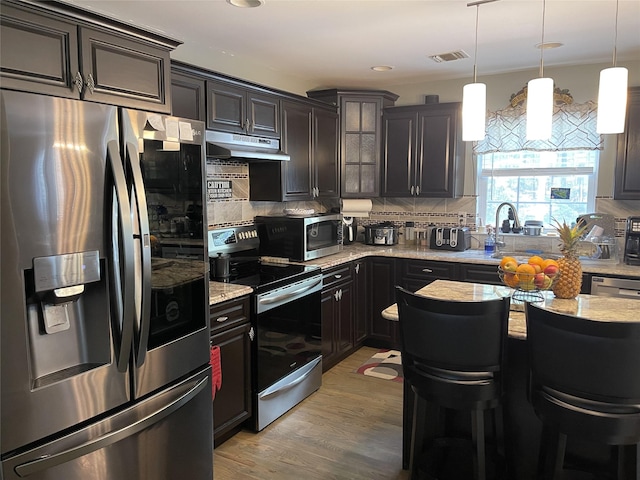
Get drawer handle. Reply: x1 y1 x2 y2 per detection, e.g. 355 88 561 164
422 268 433 273
216 316 229 323
334 274 342 279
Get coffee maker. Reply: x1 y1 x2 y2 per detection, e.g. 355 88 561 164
624 216 640 265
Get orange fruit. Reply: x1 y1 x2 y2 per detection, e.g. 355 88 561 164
503 273 520 288
499 256 517 269
516 263 536 276
541 259 559 270
528 255 545 268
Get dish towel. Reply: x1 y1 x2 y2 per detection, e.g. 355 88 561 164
209 345 222 399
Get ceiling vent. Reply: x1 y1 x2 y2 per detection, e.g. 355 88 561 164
429 50 470 63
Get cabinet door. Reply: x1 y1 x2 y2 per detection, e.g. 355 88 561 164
211 322 252 446
381 109 415 197
321 288 338 371
206 79 246 133
171 70 206 121
367 257 399 349
247 91 280 138
79 26 171 113
353 261 368 346
313 107 339 198
614 87 640 200
281 100 313 201
415 104 462 197
341 97 383 197
0 4 80 98
336 282 354 356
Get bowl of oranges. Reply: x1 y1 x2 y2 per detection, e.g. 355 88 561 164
498 255 560 302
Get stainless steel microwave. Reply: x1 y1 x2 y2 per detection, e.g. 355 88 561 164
255 213 343 261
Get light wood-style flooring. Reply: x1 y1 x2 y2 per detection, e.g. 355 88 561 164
213 346 411 480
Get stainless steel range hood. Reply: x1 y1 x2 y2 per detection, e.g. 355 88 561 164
205 130 290 161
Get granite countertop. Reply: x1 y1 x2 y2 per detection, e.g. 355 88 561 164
207 243 639 306
305 243 640 278
152 258 206 289
381 279 639 340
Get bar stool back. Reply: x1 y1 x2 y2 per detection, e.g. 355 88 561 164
395 286 511 480
525 302 640 479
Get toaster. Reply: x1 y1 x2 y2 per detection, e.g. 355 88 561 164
430 227 471 251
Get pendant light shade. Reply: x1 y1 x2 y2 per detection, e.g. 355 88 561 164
597 0 628 134
526 0 553 141
597 67 628 134
462 0 498 142
526 77 554 140
463 82 487 141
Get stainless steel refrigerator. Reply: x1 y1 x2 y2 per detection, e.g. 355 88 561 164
1 90 213 479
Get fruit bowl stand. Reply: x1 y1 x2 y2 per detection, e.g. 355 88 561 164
498 266 559 303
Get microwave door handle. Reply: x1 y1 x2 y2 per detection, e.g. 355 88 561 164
107 141 135 373
125 142 152 368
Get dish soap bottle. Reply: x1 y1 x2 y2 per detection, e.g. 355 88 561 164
484 226 496 254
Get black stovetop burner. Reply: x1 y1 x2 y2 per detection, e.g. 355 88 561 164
225 256 320 293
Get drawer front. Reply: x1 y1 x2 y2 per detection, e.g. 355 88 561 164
402 259 456 281
209 296 250 335
322 264 353 291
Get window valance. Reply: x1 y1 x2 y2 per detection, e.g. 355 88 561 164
473 101 603 155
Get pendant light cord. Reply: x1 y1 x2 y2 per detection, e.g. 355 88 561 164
539 0 546 78
473 5 479 83
613 0 619 66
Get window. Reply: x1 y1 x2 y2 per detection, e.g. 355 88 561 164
477 149 599 229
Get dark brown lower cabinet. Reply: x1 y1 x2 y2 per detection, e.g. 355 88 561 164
352 260 368 347
321 264 354 371
366 257 400 349
209 296 252 447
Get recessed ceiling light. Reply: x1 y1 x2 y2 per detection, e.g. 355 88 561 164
227 0 264 7
371 66 393 72
536 42 564 50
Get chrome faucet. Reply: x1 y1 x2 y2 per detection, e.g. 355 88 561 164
494 202 521 251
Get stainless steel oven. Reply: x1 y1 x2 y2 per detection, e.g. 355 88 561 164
208 226 323 431
255 213 342 261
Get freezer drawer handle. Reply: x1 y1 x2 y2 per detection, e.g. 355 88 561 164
14 376 208 478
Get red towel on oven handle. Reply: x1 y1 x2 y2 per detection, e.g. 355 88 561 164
209 345 222 399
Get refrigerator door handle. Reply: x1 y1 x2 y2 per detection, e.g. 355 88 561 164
13 376 208 478
107 140 135 373
125 141 152 367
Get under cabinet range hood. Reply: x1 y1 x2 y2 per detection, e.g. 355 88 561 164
205 130 290 161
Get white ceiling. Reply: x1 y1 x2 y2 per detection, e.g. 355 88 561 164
65 0 639 90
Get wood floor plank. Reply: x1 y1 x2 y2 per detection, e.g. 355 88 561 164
213 346 411 480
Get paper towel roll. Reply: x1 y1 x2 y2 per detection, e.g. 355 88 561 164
340 199 372 218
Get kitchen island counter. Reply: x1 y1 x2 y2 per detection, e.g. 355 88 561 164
381 279 638 340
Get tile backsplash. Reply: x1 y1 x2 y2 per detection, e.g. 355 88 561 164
206 160 639 249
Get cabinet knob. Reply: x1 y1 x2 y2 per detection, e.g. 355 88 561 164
355 263 360 274
248 326 255 341
415 185 420 196
410 185 415 195
334 291 340 301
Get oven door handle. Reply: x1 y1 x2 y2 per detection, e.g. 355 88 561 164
258 356 321 400
258 279 322 305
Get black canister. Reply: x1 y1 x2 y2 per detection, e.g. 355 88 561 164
211 253 230 281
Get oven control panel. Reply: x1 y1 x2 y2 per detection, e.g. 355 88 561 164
208 225 259 256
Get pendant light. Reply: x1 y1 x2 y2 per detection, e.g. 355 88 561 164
462 1 498 141
526 0 554 141
597 0 628 134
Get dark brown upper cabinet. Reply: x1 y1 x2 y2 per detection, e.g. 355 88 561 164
249 99 338 202
614 87 640 200
206 78 280 138
0 0 178 113
171 63 206 121
382 102 464 198
307 89 398 198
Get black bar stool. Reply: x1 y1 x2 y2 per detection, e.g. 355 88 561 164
395 286 511 480
525 302 640 479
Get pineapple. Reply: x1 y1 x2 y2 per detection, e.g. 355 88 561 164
551 218 588 299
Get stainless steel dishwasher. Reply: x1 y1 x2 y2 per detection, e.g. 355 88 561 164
591 276 640 300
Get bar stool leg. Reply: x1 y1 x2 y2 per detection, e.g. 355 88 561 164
471 409 487 480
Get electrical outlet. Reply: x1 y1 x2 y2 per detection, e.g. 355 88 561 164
458 212 466 226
